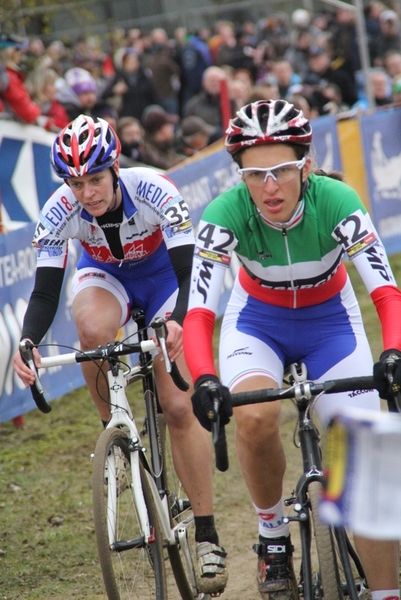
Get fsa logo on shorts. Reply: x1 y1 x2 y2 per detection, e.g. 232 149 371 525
78 271 106 282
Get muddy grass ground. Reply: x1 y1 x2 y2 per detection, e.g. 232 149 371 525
0 385 304 600
1 258 400 599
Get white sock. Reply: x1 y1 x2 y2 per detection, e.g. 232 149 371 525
371 591 400 600
253 499 290 539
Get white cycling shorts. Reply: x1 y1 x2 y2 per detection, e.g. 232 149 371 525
219 275 380 428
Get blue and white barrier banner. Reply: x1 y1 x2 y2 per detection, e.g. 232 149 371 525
359 107 401 255
0 121 59 230
0 224 84 422
310 114 343 173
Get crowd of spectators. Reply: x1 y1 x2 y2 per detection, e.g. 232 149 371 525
2 1 401 170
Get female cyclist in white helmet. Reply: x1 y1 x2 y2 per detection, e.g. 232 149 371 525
184 99 401 599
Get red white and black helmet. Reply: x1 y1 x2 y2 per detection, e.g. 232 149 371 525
51 114 121 178
225 99 312 155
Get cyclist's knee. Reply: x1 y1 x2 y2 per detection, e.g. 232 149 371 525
76 318 118 349
235 403 281 441
161 393 194 428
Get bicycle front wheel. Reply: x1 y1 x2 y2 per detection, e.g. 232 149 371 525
92 427 167 600
308 480 339 600
308 481 366 600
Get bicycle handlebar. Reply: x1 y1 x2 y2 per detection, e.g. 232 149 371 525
19 318 189 413
230 375 376 407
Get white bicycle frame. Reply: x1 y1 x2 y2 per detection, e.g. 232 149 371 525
40 345 199 595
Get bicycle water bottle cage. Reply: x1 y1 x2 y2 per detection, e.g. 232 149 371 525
288 363 307 384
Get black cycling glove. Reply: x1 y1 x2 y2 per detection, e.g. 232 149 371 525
373 349 401 400
191 374 233 432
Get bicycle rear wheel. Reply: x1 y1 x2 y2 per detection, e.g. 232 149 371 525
92 427 167 600
157 413 210 600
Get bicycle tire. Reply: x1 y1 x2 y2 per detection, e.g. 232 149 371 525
92 427 167 600
309 481 367 600
331 527 368 600
157 413 210 600
308 481 339 600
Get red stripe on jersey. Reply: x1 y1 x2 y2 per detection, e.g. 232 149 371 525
239 263 347 309
81 229 162 263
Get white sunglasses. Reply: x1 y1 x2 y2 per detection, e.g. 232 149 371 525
238 157 306 187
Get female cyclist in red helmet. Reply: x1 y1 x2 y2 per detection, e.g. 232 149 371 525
183 99 401 599
13 114 227 595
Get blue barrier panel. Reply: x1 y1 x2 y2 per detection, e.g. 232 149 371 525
359 107 401 255
310 114 343 172
0 224 84 422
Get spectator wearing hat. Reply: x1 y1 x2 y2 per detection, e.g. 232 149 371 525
101 47 158 121
55 66 98 120
175 115 217 157
140 104 186 170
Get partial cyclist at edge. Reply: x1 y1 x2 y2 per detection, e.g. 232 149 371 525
12 114 228 595
183 99 401 600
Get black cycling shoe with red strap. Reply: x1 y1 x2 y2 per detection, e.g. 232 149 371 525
253 535 298 599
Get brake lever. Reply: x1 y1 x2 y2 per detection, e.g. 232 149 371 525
384 355 401 413
208 382 229 472
208 382 221 444
19 340 51 414
151 317 172 373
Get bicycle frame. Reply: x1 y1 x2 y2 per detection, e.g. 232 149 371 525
21 315 201 599
101 329 200 596
230 363 368 600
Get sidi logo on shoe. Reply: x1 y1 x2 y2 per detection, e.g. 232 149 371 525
267 544 286 553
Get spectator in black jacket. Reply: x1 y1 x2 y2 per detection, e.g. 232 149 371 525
303 44 358 109
101 47 158 121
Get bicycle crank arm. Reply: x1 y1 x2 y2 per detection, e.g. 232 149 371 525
110 526 156 552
